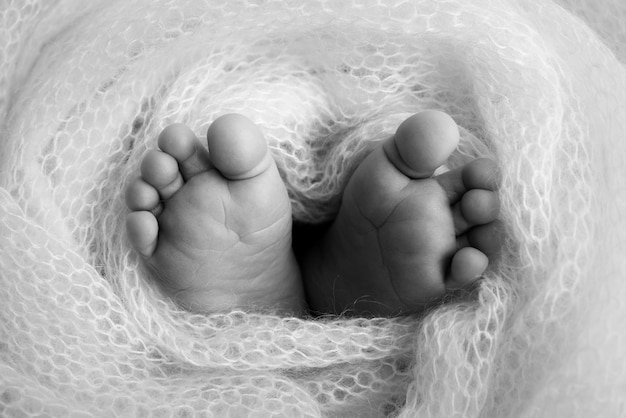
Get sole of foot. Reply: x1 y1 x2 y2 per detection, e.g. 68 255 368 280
125 114 305 314
301 110 501 316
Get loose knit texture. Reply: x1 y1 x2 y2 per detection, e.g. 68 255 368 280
1 0 625 416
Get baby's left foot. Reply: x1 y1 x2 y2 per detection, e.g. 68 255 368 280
301 110 501 316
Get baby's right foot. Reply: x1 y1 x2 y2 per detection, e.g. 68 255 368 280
301 110 501 316
125 114 305 314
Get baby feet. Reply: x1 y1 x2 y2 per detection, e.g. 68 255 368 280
125 111 500 317
125 114 305 314
301 110 500 316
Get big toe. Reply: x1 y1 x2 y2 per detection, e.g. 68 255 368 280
207 114 272 180
384 110 459 179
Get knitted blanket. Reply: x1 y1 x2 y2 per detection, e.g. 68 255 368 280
1 0 625 416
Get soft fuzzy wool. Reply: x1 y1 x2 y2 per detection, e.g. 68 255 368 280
1 0 625 416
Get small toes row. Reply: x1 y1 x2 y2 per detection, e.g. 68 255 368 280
446 159 502 289
125 124 202 259
124 153 178 259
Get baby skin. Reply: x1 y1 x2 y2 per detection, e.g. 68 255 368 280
125 111 500 316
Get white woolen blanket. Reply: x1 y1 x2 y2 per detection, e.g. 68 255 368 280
1 0 625 416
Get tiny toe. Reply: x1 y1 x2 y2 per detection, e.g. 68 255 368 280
140 150 184 199
460 189 499 225
384 110 459 179
158 123 211 181
463 158 500 191
436 158 500 204
447 247 488 290
126 211 159 258
452 189 499 234
125 178 160 211
467 221 503 257
206 114 272 180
